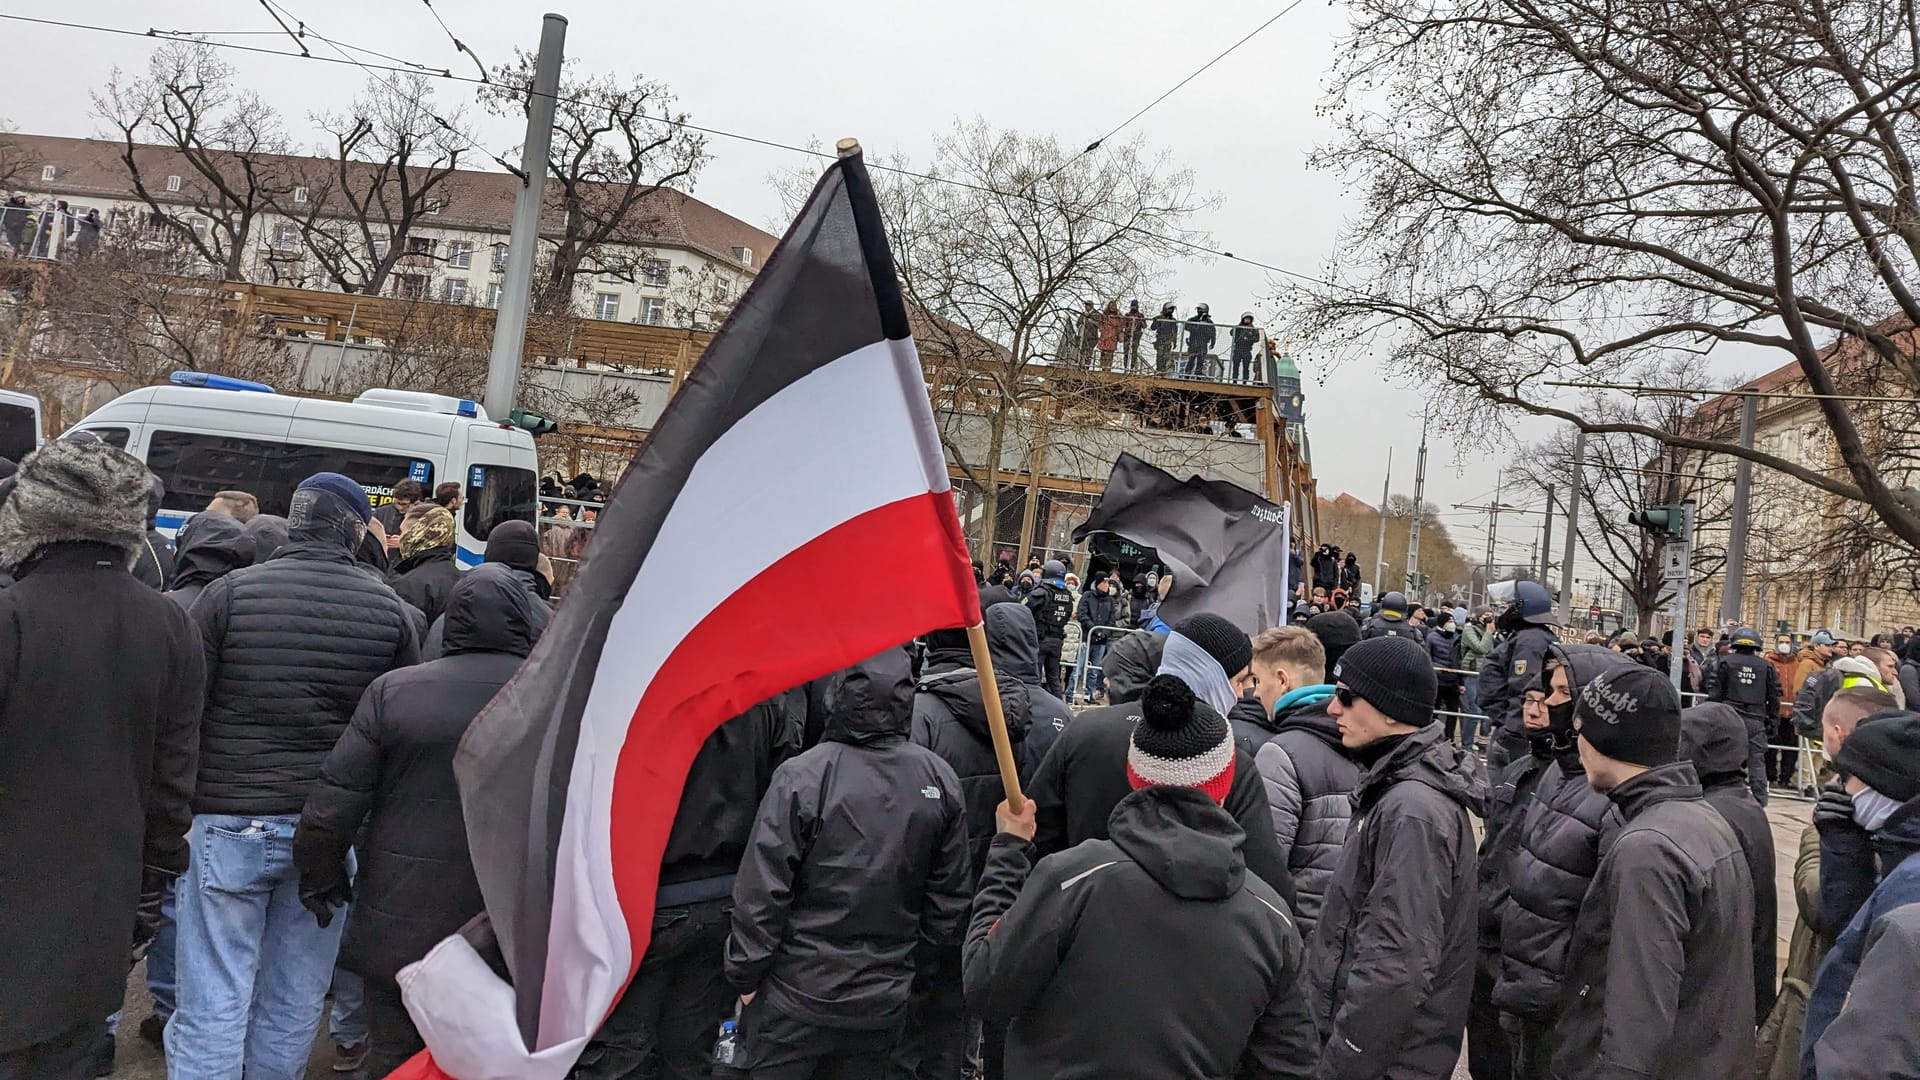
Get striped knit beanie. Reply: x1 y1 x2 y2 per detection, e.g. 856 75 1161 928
1127 674 1235 803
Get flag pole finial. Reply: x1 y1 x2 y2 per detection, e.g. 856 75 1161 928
836 138 862 158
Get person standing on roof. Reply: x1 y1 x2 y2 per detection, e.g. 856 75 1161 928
1230 313 1262 383
1184 304 1216 377
1121 300 1146 371
1152 303 1179 374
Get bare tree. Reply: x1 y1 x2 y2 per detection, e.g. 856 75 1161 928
1507 360 1736 634
787 120 1213 563
0 122 32 192
1319 495 1475 597
480 54 707 314
663 260 739 331
1286 0 1920 547
93 41 294 281
281 73 468 295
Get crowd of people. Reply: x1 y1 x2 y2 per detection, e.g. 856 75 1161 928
3 434 1918 1080
2 195 104 260
1058 300 1273 385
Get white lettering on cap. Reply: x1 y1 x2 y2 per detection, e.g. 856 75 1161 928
1581 671 1641 727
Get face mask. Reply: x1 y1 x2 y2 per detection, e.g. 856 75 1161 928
1547 699 1577 733
1853 787 1904 832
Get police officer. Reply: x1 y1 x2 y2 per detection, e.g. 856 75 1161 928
1361 591 1426 643
1485 580 1559 774
1025 559 1076 697
1706 626 1780 805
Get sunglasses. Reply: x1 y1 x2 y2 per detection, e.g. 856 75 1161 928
1335 686 1359 708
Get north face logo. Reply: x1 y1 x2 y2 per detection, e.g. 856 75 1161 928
921 786 942 800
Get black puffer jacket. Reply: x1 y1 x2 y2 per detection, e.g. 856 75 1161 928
724 649 973 1029
1250 688 1357 942
1491 645 1629 1019
166 513 255 612
388 545 460 625
986 603 1072 765
965 788 1317 1079
421 567 551 661
1552 762 1757 1080
1682 702 1778 1025
293 564 540 982
1308 725 1486 1080
912 656 1036 879
191 538 420 815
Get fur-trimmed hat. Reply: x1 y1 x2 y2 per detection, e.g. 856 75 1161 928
0 440 153 567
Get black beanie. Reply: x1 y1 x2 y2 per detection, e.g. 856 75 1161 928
1574 665 1683 768
1331 636 1437 728
1833 712 1920 802
484 519 542 574
1307 609 1361 671
1126 675 1235 803
1173 613 1252 678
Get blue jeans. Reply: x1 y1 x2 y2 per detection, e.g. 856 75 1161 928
166 814 348 1080
330 967 368 1047
1460 676 1481 748
150 879 179 1020
1084 640 1110 695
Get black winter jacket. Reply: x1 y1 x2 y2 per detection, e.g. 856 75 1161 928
1248 688 1357 942
1683 702 1779 1024
1552 762 1757 1080
912 659 1037 879
388 545 460 626
1490 624 1557 736
133 526 176 590
1491 645 1629 1019
659 689 806 895
1024 581 1074 641
1074 588 1118 637
1361 611 1424 643
724 650 972 1029
1808 899 1920 1079
421 567 551 660
0 544 204 1053
1308 725 1485 1080
1427 628 1462 689
166 513 255 613
1027 696 1296 910
191 538 420 815
965 788 1317 1079
984 602 1072 766
293 564 542 982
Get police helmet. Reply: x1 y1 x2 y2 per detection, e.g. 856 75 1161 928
1732 626 1762 649
1514 580 1556 625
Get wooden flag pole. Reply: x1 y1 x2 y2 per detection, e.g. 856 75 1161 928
966 622 1027 813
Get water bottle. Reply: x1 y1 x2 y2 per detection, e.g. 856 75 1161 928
712 1018 738 1067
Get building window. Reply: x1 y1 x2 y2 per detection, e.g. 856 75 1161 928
448 240 473 268
492 244 509 272
395 275 427 300
443 278 468 303
730 245 753 268
487 283 503 308
371 239 389 261
426 199 443 215
165 175 183 193
641 297 666 325
594 292 620 321
293 186 310 205
407 236 434 256
641 258 670 287
40 164 56 182
272 223 300 251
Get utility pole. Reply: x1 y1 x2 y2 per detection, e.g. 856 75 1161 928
1406 432 1428 596
1667 499 1698 697
1373 447 1392 595
1559 431 1584 626
1486 469 1503 607
483 13 568 422
1539 484 1555 583
1720 394 1757 627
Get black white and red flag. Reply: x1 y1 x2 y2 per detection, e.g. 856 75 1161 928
390 149 982 1080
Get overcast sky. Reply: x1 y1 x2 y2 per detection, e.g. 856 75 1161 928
5 0 1739 576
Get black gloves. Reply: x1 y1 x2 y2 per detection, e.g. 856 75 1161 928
1814 781 1858 835
299 867 353 929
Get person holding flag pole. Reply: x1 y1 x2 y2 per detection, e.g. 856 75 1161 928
385 140 1032 1080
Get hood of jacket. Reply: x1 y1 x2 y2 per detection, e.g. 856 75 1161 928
1274 686 1346 751
170 513 255 591
921 665 1034 746
1681 703 1751 788
985 602 1042 686
390 544 455 578
1105 786 1246 901
1356 724 1487 816
442 563 545 658
822 647 915 746
244 514 290 561
1103 630 1166 703
1607 760 1704 819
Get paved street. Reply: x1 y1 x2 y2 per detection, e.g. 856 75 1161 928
107 795 1819 1080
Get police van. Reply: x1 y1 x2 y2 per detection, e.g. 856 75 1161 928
0 388 43 462
65 374 540 566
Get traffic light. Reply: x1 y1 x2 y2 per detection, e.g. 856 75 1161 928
508 408 559 437
1405 571 1429 591
1627 503 1685 537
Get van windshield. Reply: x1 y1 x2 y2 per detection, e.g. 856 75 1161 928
146 430 434 516
465 464 537 540
0 404 38 463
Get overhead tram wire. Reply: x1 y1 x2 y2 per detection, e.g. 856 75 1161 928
0 11 1716 325
418 0 488 81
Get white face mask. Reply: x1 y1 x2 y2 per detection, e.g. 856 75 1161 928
1777 643 1793 654
1853 786 1905 832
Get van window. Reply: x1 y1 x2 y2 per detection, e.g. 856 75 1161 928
75 426 131 450
0 404 38 462
146 430 434 516
464 464 538 540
